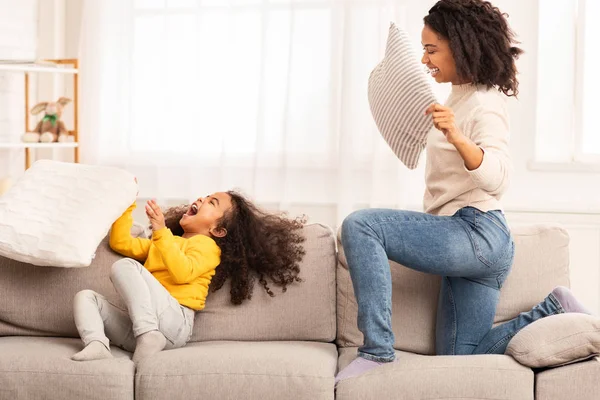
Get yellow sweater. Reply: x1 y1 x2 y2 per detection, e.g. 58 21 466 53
109 204 221 310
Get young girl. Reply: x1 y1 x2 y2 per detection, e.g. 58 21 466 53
336 0 591 383
71 190 305 363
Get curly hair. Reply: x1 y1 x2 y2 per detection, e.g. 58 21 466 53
424 0 523 96
161 191 306 305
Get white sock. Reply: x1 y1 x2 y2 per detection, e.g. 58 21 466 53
132 330 167 364
552 286 592 314
335 357 394 385
71 341 112 361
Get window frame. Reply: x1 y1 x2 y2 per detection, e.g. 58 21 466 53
574 0 600 163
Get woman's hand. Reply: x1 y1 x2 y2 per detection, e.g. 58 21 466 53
145 199 165 231
425 103 484 170
425 103 465 146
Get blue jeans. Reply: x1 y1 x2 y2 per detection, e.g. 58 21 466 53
341 207 565 361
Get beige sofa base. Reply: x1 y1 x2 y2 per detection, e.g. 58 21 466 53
136 340 337 400
336 347 534 400
535 356 600 400
0 337 134 400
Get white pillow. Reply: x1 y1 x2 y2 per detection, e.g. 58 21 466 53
0 160 137 267
368 22 437 169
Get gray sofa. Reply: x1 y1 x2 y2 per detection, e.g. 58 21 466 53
0 222 598 400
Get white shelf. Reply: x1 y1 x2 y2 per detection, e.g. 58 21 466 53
0 62 78 74
0 142 78 149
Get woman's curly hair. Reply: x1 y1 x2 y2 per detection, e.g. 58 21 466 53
161 191 306 305
424 0 523 96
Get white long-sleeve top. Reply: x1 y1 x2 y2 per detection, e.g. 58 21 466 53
424 83 512 216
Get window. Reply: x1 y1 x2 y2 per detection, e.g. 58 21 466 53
127 0 434 172
129 0 407 163
131 0 336 158
576 0 600 160
534 0 600 166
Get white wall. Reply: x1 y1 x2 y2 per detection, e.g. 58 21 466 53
0 0 38 183
473 0 600 313
497 0 600 215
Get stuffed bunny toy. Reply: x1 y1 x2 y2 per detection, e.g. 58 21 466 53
22 97 72 143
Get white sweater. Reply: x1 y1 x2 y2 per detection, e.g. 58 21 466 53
423 84 511 216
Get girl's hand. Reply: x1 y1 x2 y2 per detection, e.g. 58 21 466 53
425 103 465 146
145 199 165 231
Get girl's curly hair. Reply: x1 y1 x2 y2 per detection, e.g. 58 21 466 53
161 191 306 305
424 0 523 96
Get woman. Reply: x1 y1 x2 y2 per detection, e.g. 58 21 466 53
336 0 590 383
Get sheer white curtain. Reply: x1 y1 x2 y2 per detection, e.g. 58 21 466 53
79 0 440 226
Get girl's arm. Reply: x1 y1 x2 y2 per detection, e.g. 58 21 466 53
109 203 151 262
152 228 221 284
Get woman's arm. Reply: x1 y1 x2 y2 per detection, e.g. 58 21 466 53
451 136 484 171
463 107 511 195
109 203 151 261
426 103 510 195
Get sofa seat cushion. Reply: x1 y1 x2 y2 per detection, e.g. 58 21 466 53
135 341 337 400
335 347 533 400
535 356 600 400
0 337 134 400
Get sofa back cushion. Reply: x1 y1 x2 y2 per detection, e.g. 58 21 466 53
336 224 570 355
190 223 337 342
0 224 337 343
0 236 124 337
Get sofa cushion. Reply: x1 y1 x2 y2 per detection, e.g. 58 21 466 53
336 224 570 355
190 223 337 343
0 336 133 400
336 347 533 400
493 225 570 323
535 356 600 400
0 235 124 337
135 341 337 400
507 313 600 368
0 224 337 343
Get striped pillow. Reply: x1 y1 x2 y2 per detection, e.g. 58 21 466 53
368 23 437 169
